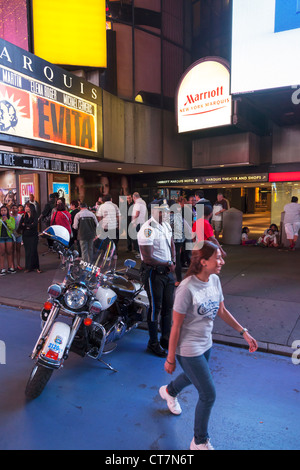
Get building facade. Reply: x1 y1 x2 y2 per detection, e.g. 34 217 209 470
0 0 300 226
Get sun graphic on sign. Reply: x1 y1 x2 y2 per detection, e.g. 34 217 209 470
0 86 30 133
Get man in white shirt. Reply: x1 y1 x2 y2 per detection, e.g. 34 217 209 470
138 199 175 357
211 193 228 240
131 192 147 257
283 196 300 250
96 194 121 247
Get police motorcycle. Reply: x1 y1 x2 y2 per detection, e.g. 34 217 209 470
25 225 149 400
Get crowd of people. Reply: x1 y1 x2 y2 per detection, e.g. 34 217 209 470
0 196 41 275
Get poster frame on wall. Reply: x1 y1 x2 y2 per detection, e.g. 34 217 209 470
48 173 70 206
19 173 40 205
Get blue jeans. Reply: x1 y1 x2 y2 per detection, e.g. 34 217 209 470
79 239 94 263
167 348 216 444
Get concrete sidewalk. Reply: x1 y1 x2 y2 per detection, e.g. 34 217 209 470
0 238 299 358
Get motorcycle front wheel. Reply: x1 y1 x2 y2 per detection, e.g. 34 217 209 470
25 364 53 400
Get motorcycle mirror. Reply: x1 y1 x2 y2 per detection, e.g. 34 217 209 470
124 259 136 269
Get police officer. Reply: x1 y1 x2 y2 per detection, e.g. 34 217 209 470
137 200 175 357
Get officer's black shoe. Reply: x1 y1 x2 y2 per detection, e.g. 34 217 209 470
160 338 169 351
147 341 167 358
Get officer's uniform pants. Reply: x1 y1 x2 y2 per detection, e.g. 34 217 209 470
143 268 174 348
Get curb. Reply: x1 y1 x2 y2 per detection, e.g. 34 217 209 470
0 297 293 359
0 297 42 312
212 333 293 358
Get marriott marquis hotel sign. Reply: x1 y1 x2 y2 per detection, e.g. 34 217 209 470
176 58 232 133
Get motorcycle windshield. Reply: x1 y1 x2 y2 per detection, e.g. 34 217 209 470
90 237 117 274
66 237 117 287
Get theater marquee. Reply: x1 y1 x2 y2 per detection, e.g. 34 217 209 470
176 57 232 133
0 39 103 157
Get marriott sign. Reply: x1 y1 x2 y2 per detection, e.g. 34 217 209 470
176 58 232 133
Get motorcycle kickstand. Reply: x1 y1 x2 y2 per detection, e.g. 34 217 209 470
98 358 118 373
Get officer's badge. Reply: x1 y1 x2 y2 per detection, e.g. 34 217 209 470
144 228 152 238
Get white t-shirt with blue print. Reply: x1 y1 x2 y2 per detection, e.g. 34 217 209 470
173 274 224 357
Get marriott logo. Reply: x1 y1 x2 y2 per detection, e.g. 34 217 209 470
184 86 224 107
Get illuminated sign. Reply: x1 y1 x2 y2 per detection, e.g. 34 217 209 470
176 58 232 133
156 173 268 185
232 0 300 94
32 0 107 68
269 172 300 182
201 174 269 184
275 0 300 33
156 177 201 185
0 39 102 157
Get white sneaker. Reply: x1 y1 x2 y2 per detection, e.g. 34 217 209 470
159 385 182 415
190 437 214 450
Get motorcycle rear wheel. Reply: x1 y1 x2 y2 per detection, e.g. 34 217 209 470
25 364 53 400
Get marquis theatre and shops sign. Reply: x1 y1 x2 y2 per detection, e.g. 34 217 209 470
176 58 232 133
0 38 103 157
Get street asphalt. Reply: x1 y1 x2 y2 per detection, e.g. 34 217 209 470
0 238 299 359
0 306 299 451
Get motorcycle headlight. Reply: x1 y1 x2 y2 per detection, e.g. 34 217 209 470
64 287 87 310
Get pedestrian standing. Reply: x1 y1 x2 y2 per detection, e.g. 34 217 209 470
211 193 228 240
159 240 258 450
96 194 121 248
195 190 212 215
40 193 58 228
10 204 23 271
169 200 185 287
192 204 226 257
18 203 41 273
29 193 41 217
69 200 81 254
131 192 147 258
138 200 175 357
0 205 16 275
50 198 72 242
39 193 58 251
73 202 97 263
18 204 25 216
126 194 134 252
283 196 300 251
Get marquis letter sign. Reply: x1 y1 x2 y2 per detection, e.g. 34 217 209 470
176 58 232 133
0 38 102 156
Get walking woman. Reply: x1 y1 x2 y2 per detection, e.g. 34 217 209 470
0 205 16 275
159 240 258 450
18 202 41 273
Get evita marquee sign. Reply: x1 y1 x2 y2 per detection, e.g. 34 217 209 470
0 152 79 174
0 39 103 157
